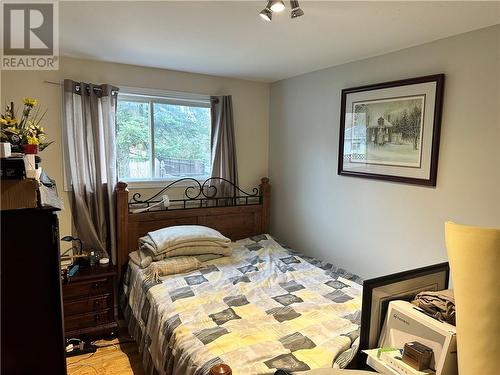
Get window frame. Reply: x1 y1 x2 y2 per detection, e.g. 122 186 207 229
116 87 212 189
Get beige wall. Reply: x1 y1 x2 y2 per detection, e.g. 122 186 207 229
269 25 500 279
1 57 270 252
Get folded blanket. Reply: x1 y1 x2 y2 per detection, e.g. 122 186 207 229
140 240 230 256
139 244 231 268
129 250 225 269
412 289 456 325
139 225 231 256
143 256 203 282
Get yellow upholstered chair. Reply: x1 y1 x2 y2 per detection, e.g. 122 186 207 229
445 221 500 375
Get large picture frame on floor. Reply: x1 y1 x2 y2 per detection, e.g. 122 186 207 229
356 262 450 367
338 74 445 186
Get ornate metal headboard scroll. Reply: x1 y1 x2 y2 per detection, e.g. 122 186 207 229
128 177 262 211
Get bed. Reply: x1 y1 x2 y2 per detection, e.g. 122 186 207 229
117 178 363 374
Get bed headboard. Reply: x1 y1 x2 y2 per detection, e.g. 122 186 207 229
116 177 271 279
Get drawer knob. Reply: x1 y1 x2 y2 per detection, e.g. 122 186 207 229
93 283 100 289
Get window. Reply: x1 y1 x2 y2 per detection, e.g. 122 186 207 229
116 91 212 184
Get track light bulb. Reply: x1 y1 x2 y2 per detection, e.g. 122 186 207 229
291 7 304 19
259 7 272 21
290 0 304 18
270 0 285 13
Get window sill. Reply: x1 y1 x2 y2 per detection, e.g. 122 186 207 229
123 178 209 190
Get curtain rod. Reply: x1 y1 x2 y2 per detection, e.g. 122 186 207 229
44 80 119 94
44 81 225 100
44 80 62 86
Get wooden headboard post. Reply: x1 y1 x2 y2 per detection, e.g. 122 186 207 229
260 177 271 234
116 181 129 282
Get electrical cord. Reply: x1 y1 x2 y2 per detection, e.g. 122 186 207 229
70 363 98 375
61 246 78 257
67 336 137 374
66 351 96 366
91 339 135 348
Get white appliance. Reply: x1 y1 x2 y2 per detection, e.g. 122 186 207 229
378 300 457 375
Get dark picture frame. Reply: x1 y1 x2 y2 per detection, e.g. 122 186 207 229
355 262 450 368
338 74 445 186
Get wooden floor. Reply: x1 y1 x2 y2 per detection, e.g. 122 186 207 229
67 338 144 375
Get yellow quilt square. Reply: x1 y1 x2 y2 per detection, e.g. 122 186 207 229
206 331 241 355
293 346 334 369
232 304 264 319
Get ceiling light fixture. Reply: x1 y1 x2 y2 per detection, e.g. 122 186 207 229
270 0 286 13
259 1 304 21
290 0 304 19
259 2 273 22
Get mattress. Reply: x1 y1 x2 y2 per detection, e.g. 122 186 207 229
122 234 362 375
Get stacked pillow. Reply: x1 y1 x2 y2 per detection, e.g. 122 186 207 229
130 225 232 270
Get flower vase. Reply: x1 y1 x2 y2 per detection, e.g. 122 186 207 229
23 144 38 178
23 144 38 154
0 142 11 158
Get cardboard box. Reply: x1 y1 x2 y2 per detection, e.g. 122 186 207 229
378 300 457 375
0 179 38 210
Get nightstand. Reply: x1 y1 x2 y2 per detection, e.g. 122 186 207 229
62 265 118 339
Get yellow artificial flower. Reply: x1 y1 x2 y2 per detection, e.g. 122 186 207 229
4 116 17 125
26 135 39 145
23 97 38 107
0 118 7 125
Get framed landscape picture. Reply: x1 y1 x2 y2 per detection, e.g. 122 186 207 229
338 74 444 186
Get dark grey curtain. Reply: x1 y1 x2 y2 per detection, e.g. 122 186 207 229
63 79 119 263
210 95 238 199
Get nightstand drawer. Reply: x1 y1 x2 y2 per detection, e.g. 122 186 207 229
64 309 114 332
63 278 112 300
64 294 112 316
62 265 117 339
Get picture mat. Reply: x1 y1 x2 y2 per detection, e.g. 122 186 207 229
350 95 425 167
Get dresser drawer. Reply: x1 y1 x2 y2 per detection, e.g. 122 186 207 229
63 278 112 300
64 294 112 316
64 309 114 332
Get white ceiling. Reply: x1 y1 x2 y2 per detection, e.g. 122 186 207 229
60 1 500 82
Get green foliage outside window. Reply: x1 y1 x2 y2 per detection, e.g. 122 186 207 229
116 99 211 180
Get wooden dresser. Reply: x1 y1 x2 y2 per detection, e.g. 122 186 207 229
1 207 67 374
62 265 118 339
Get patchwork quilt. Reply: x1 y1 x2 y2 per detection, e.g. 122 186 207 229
122 235 363 375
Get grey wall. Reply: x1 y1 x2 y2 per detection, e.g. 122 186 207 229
269 25 500 279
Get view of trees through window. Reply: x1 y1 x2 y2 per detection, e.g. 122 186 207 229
116 97 211 181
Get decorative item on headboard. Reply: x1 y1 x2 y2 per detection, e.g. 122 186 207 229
116 177 271 281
